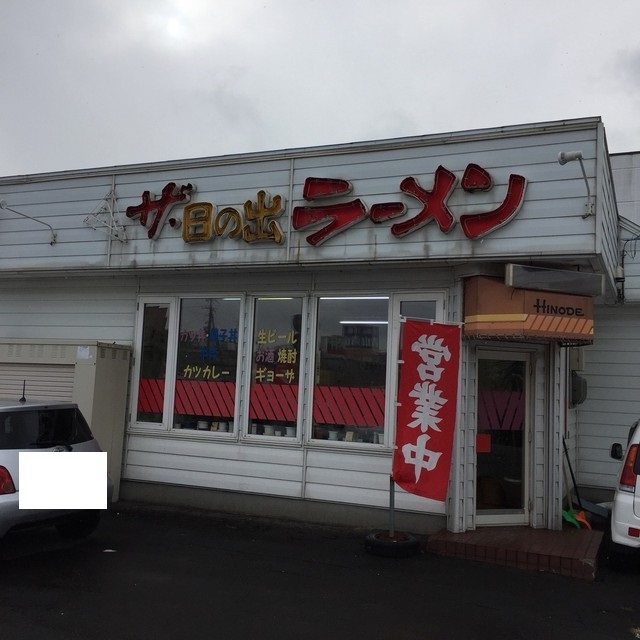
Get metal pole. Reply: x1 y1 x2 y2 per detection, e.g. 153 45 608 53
389 475 395 538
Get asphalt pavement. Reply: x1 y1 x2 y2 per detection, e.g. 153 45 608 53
0 502 638 640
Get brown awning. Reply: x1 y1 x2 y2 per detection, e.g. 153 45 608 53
464 276 593 344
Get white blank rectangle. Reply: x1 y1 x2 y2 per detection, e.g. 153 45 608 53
19 452 107 509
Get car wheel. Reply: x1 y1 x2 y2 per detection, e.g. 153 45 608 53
601 520 632 571
55 510 101 540
364 531 421 558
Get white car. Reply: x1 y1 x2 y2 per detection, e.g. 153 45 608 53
0 398 112 540
609 420 640 555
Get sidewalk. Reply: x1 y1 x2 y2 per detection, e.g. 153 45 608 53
426 526 603 580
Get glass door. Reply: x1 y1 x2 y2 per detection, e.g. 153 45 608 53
475 351 529 526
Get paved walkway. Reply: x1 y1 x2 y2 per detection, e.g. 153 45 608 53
426 526 603 580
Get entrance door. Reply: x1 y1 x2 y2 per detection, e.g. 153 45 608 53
475 351 529 526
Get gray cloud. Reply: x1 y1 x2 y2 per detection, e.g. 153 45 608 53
2 0 640 175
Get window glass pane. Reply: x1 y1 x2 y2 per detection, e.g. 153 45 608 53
400 300 436 320
313 297 388 443
249 298 302 438
476 357 526 513
1 408 94 449
136 304 169 423
173 298 241 432
0 411 39 449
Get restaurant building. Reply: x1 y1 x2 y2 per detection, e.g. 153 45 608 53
0 117 623 533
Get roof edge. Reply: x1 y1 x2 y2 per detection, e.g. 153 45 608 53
0 116 603 185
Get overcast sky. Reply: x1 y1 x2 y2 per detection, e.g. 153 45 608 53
2 0 640 176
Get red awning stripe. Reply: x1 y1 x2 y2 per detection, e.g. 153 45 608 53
313 386 342 424
137 378 164 413
250 384 298 422
175 380 198 415
331 385 358 424
137 379 384 426
312 385 384 427
360 387 384 425
349 387 372 424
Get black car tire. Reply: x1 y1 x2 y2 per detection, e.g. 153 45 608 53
364 531 421 558
55 510 101 540
600 518 636 571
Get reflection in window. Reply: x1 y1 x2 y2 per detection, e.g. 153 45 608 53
173 298 240 432
249 298 302 437
313 297 388 443
136 304 169 423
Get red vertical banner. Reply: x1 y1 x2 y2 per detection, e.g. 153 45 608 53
392 320 461 502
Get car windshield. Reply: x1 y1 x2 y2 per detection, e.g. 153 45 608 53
0 408 93 450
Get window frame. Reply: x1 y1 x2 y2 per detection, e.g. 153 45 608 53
241 294 307 442
172 294 245 436
130 290 446 446
130 296 178 431
305 291 446 449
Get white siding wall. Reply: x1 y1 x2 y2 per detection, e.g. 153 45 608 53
545 345 564 530
597 128 621 294
0 277 138 343
126 265 456 514
531 348 549 527
578 304 640 489
0 119 611 280
611 152 640 227
125 435 305 497
611 153 640 303
455 340 476 532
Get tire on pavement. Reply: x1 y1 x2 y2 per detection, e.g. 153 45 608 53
55 510 101 540
364 531 421 558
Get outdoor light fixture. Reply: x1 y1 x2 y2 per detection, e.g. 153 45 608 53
615 264 625 303
0 200 57 244
557 150 594 218
616 234 640 304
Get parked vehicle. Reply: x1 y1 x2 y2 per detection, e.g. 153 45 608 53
609 420 640 558
0 398 112 540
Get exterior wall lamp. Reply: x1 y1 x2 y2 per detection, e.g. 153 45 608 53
615 264 625 303
616 234 640 304
558 151 594 218
0 200 57 244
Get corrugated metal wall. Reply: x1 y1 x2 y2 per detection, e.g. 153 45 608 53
0 363 74 400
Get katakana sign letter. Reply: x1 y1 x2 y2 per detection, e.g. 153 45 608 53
459 173 527 239
126 182 193 240
390 167 457 237
293 177 368 246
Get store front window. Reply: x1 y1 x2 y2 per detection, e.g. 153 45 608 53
173 298 241 432
136 303 170 423
132 292 443 439
248 298 302 437
312 297 388 443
